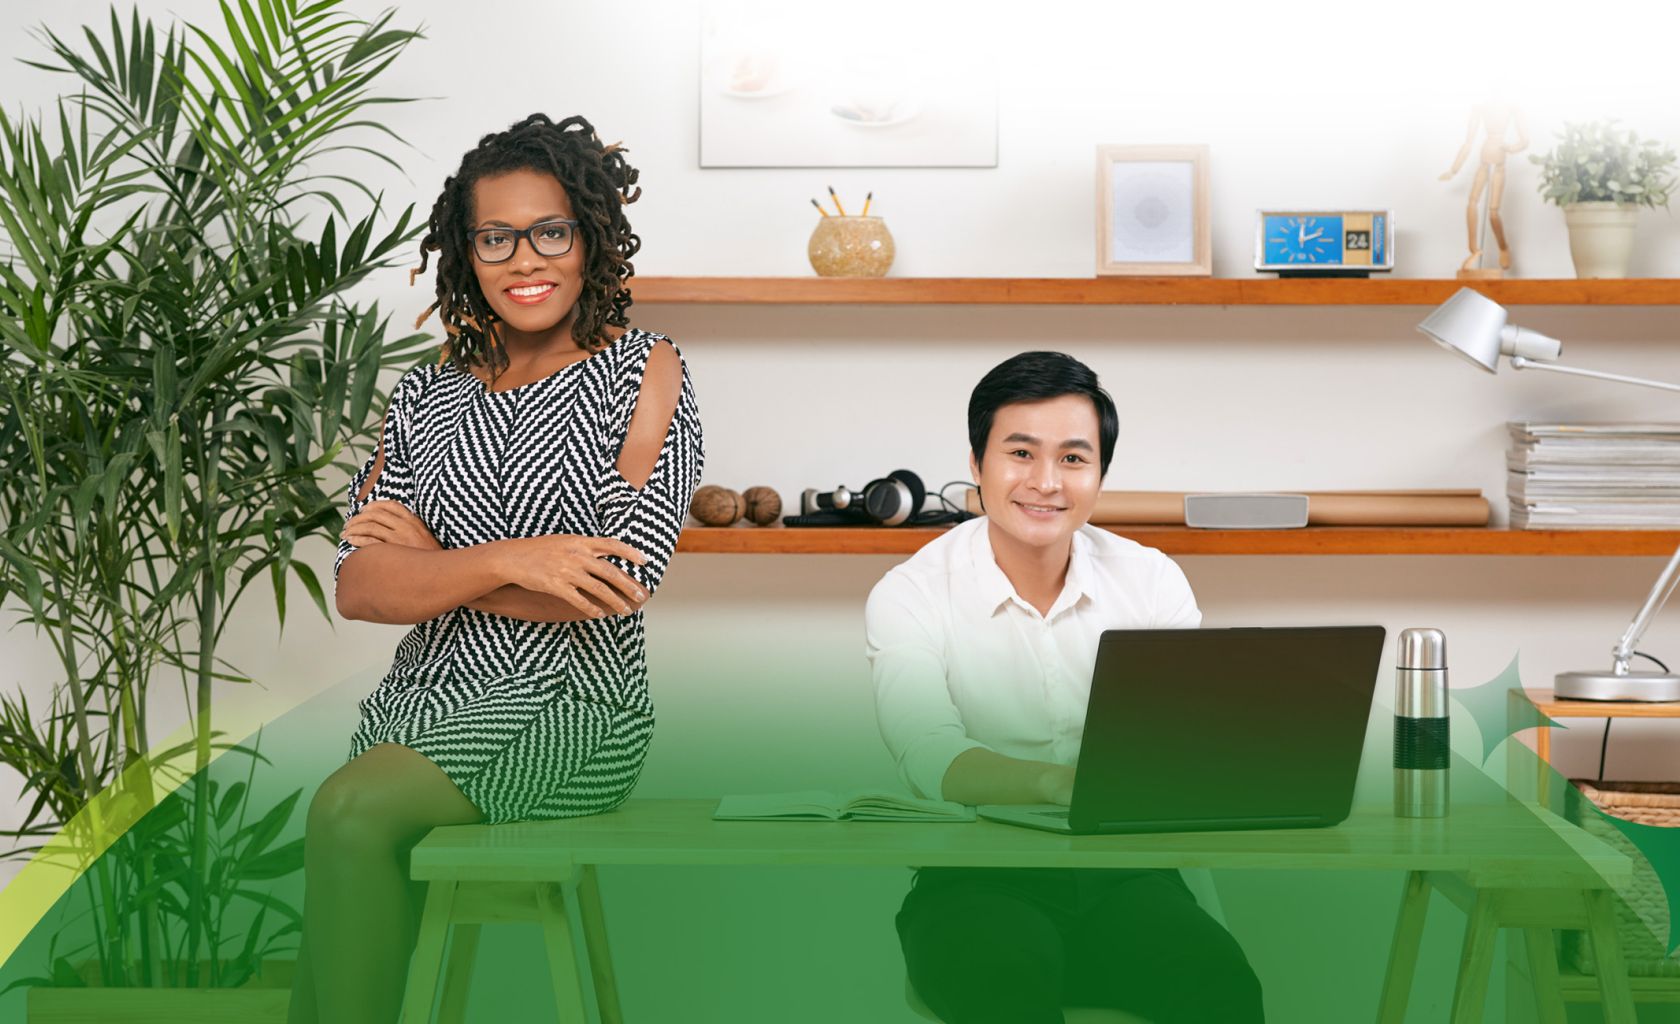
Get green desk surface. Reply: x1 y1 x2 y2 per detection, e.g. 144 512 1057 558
410 797 1630 889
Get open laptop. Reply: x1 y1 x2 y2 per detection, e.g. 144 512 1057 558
979 625 1386 835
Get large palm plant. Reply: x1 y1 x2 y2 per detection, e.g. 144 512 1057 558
0 0 430 987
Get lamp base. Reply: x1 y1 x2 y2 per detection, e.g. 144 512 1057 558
1554 669 1680 702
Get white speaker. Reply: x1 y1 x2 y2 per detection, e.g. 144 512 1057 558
1183 493 1309 529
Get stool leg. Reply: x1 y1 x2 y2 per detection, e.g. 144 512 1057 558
1584 889 1637 1024
1522 927 1566 1024
401 880 458 1024
539 881 591 1023
436 922 481 1024
1376 871 1430 1024
575 866 624 1024
1449 892 1499 1024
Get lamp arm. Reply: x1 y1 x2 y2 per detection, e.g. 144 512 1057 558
1612 543 1680 674
1509 356 1680 394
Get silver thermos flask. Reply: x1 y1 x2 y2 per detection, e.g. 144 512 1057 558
1393 628 1449 818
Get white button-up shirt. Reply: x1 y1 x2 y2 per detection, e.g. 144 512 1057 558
865 516 1202 800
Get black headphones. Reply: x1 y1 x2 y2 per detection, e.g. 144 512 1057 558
803 469 927 526
788 470 973 527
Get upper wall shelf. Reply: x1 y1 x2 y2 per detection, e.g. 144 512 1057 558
632 277 1680 306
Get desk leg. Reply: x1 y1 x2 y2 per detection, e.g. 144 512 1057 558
1536 723 1552 808
575 865 624 1024
1449 892 1498 1024
402 880 458 1024
436 922 481 1024
1584 889 1638 1024
1377 871 1431 1024
1521 928 1566 1024
539 881 592 1023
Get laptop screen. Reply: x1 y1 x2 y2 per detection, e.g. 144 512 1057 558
1071 626 1386 830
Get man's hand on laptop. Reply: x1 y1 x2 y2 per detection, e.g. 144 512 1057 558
1034 763 1075 807
941 749 1076 806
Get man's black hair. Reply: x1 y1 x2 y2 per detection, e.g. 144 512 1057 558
967 351 1119 475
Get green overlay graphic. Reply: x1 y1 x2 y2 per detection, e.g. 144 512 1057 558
0 653 1674 1022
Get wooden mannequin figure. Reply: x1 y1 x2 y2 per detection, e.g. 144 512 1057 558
1440 101 1528 278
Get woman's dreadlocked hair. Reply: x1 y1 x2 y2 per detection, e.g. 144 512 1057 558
411 113 642 380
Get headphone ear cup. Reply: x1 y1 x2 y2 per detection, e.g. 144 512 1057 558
861 469 924 526
889 470 926 520
859 477 896 526
857 476 903 526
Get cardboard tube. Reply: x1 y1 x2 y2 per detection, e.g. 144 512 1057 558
962 490 1490 526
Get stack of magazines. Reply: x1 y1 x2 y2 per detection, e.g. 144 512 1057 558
1508 423 1680 529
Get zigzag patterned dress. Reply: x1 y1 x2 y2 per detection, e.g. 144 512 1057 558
332 328 702 824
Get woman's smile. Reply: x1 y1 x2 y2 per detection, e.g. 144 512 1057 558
504 280 558 305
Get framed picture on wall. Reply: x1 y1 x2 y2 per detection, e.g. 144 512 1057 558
1095 145 1211 276
699 1 998 168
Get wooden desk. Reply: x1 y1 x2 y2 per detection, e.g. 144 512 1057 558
401 798 1633 1024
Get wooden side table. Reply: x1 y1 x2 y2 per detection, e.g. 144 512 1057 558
1506 687 1680 1014
1509 687 1680 807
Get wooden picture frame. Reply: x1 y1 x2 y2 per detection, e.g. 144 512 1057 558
1095 144 1211 276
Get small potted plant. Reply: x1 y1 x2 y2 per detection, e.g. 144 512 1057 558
1530 119 1677 278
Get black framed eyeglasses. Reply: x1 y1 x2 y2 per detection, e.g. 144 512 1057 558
467 218 578 263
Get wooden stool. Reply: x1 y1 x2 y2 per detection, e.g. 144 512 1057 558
1376 869 1637 1024
401 865 623 1024
904 977 1148 1023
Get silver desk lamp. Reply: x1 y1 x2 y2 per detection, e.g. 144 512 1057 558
1418 286 1680 702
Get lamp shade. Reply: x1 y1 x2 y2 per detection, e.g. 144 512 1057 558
1417 287 1507 373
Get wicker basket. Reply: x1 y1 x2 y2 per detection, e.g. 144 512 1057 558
1563 780 1680 977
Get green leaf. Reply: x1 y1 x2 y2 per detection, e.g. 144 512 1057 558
166 419 183 544
291 560 330 621
71 474 101 541
231 884 303 926
233 789 299 861
0 537 46 617
238 837 303 880
320 213 337 273
269 559 287 631
152 350 178 424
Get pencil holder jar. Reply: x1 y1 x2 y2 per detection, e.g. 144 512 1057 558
808 215 894 277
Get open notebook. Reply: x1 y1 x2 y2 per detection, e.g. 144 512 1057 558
713 790 976 822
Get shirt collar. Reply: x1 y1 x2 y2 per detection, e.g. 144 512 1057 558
1048 529 1096 619
970 523 1017 616
968 520 1096 620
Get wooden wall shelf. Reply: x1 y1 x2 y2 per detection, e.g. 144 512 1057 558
675 526 1680 557
632 276 1680 307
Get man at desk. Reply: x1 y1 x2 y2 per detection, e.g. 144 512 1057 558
865 352 1264 1024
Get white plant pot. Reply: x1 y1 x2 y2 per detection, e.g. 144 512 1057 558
1562 201 1640 279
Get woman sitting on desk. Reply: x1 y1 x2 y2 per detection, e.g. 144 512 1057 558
295 113 703 1023
865 352 1263 1024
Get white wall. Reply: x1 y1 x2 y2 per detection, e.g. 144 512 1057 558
4 1 1680 1017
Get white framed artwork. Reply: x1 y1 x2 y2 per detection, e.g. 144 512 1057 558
699 1 998 168
1095 145 1211 276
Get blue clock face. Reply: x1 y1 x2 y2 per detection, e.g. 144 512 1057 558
1263 215 1344 264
